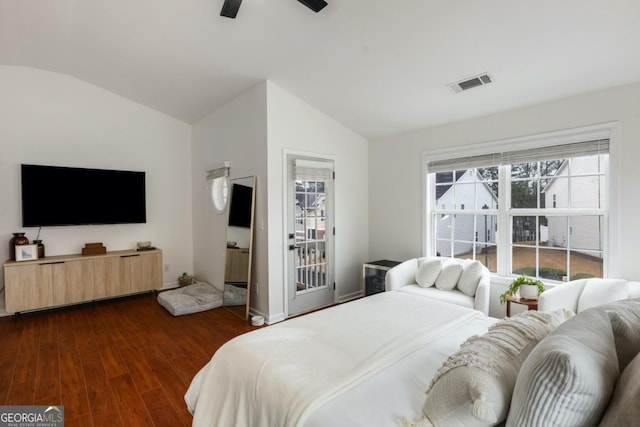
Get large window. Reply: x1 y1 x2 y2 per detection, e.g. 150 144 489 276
426 129 611 282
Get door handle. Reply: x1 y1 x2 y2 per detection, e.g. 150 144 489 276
289 244 297 250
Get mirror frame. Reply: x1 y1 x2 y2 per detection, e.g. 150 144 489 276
223 176 256 320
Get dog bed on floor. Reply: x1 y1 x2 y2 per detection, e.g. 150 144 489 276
157 281 223 316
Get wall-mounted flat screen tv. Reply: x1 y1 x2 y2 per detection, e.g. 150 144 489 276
21 164 146 227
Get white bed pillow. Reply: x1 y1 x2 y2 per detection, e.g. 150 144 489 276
599 351 640 426
434 260 463 291
457 260 483 297
415 259 442 288
577 278 628 312
506 306 619 427
419 310 573 427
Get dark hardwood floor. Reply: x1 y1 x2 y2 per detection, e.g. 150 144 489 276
0 293 256 426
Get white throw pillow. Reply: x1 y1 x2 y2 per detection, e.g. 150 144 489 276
415 259 442 288
506 306 619 427
599 351 640 426
417 310 573 427
435 261 463 291
577 278 628 312
457 261 484 297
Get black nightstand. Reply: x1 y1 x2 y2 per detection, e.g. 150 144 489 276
363 260 401 296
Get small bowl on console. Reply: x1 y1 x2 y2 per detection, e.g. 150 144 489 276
137 241 152 250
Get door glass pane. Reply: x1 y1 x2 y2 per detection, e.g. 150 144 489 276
294 179 328 294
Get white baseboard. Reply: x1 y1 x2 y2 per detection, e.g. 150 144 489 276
250 307 285 325
338 290 363 303
158 282 180 291
249 307 286 325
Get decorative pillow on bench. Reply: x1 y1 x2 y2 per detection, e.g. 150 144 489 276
434 260 463 291
457 260 484 297
415 259 442 288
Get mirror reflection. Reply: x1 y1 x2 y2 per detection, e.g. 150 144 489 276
223 176 256 320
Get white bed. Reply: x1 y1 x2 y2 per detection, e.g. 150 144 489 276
186 291 497 427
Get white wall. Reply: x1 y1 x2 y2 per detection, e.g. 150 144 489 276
266 82 369 322
192 81 369 323
369 82 640 317
0 66 193 311
191 83 269 312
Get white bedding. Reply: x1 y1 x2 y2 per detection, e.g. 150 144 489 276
186 292 496 427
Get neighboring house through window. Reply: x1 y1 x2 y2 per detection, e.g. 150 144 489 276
424 124 615 282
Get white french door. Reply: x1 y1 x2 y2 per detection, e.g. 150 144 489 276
286 156 335 316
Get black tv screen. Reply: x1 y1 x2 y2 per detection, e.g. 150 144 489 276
228 183 253 228
21 164 146 227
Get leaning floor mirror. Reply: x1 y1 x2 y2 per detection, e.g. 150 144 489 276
223 176 256 320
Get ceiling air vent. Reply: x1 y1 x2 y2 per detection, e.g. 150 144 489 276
448 73 493 93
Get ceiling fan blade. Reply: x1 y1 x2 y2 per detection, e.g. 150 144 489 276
221 0 242 18
297 0 328 13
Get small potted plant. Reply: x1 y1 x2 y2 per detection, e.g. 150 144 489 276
500 276 545 304
178 272 193 287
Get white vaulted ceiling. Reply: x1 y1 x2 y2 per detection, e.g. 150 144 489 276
2 0 640 138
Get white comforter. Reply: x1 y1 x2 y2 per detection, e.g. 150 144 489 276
186 292 483 427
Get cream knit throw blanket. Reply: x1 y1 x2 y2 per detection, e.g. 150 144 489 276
429 310 573 388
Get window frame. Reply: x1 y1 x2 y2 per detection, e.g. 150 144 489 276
422 122 620 282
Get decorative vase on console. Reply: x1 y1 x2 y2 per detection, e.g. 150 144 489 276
33 240 45 259
9 232 29 261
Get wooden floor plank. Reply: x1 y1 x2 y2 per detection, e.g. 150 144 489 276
82 359 124 427
0 294 257 426
34 342 60 403
6 380 36 405
0 322 24 360
59 350 91 417
109 373 155 427
117 342 160 394
12 330 39 384
141 387 188 427
0 358 16 404
64 412 93 427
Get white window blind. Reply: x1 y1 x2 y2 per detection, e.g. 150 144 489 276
294 159 333 181
206 165 229 181
426 139 609 173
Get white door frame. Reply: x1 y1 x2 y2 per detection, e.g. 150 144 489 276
282 149 336 317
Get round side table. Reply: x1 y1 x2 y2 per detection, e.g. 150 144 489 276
505 295 538 317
